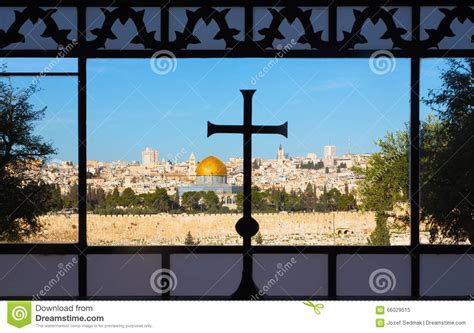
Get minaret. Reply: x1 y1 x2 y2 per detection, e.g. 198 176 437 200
188 152 196 177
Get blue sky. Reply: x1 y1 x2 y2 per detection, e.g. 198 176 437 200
2 57 447 163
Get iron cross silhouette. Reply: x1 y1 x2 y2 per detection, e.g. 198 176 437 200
207 89 288 299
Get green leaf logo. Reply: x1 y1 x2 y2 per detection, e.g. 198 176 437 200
7 301 32 328
303 300 324 315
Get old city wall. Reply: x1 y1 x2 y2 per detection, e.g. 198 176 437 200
38 212 376 245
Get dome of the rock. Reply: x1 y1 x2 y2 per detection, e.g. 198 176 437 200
195 156 228 177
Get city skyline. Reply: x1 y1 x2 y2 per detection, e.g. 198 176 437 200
51 143 354 166
51 142 367 200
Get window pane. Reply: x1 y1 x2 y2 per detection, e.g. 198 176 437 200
420 254 474 297
0 255 78 297
0 58 77 73
170 254 241 297
251 59 410 246
87 254 161 297
87 59 243 246
86 58 410 246
337 254 411 296
0 74 78 243
0 7 77 50
420 59 473 245
253 254 328 297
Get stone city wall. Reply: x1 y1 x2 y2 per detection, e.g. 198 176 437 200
33 211 386 245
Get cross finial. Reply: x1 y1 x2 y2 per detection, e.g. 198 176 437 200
207 90 288 299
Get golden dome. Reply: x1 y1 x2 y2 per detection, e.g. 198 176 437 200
196 156 227 176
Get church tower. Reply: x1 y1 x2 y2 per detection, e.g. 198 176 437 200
277 144 285 162
188 152 196 176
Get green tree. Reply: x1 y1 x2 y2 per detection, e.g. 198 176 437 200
355 59 473 244
421 59 473 243
236 187 270 213
353 130 409 245
337 193 357 211
184 231 198 246
181 191 202 212
105 187 120 207
300 160 324 170
287 190 304 211
270 187 289 211
144 187 172 212
318 188 342 212
0 75 58 240
87 186 105 211
354 130 409 214
301 183 317 211
63 182 78 209
202 191 220 212
118 187 137 207
41 183 63 212
368 212 391 245
254 232 263 245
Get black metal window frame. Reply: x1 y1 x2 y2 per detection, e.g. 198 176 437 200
0 0 472 300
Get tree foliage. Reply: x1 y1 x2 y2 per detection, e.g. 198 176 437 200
184 231 199 246
299 160 324 170
0 74 59 240
421 59 473 243
353 129 409 215
236 185 357 213
368 212 391 246
254 232 263 245
355 59 473 244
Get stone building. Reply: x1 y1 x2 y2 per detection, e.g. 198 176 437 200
141 147 159 167
177 155 243 208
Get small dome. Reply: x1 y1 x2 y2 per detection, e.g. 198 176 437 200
196 156 227 176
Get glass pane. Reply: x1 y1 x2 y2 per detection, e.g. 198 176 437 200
420 254 474 297
87 58 410 246
0 58 77 73
337 6 411 50
253 254 328 297
169 7 244 50
251 59 410 246
87 59 244 246
337 254 411 296
86 7 160 50
0 7 77 50
0 255 78 298
170 254 241 296
420 59 473 245
0 73 78 243
87 254 161 297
